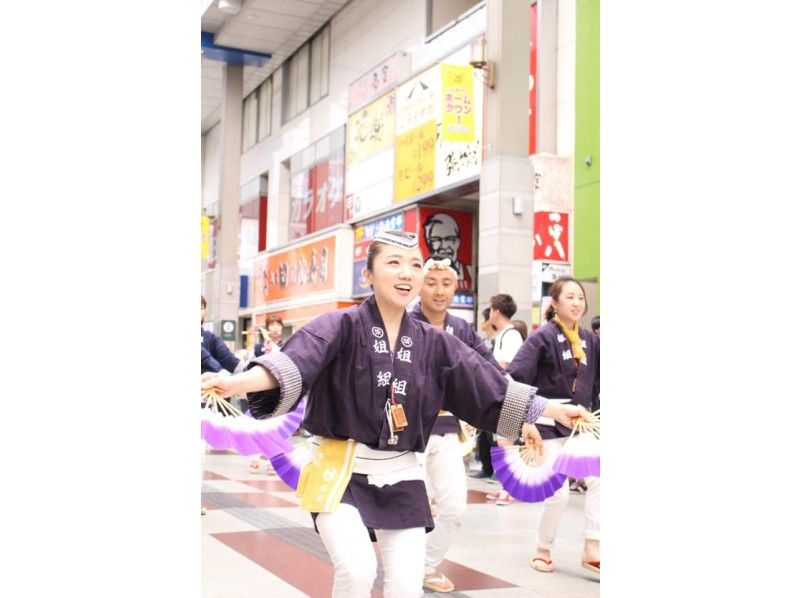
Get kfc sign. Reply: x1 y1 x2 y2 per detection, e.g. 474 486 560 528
533 211 569 262
418 207 474 292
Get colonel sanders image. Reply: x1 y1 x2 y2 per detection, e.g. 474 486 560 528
422 212 473 291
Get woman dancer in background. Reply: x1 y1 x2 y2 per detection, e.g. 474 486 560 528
507 277 601 575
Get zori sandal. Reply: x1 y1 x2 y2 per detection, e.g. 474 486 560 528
530 557 554 573
423 572 455 593
582 560 600 574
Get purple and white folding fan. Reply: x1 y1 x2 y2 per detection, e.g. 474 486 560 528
262 434 311 490
200 393 306 456
552 412 600 479
490 443 568 502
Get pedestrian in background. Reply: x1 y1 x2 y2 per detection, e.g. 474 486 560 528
478 306 497 349
249 315 287 474
471 307 499 480
252 315 285 358
511 319 528 342
485 294 525 505
201 295 242 375
200 295 243 516
489 294 524 369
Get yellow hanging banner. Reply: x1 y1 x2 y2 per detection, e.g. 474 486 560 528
201 216 210 259
441 64 475 143
394 119 436 202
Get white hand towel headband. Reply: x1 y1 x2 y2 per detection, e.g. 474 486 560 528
422 258 458 280
372 230 419 249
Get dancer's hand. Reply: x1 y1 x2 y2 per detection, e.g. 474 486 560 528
552 404 594 429
521 423 544 457
201 371 236 398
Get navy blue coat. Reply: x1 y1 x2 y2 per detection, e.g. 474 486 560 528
201 329 240 374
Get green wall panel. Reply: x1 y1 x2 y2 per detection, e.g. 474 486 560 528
574 0 600 284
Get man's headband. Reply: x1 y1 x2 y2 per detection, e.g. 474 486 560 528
422 258 458 280
372 230 419 249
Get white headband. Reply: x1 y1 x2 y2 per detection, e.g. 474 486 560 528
423 258 458 280
372 230 419 249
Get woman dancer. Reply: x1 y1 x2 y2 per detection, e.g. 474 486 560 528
202 231 591 598
506 277 601 575
409 258 503 593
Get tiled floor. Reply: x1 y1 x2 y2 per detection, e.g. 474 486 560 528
202 449 600 598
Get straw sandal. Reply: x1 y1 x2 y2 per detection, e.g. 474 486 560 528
582 560 600 574
530 556 554 573
423 572 455 592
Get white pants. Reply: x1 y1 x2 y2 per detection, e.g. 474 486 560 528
537 437 601 547
422 433 467 574
316 502 426 598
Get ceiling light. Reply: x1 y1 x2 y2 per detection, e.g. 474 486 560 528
218 0 242 15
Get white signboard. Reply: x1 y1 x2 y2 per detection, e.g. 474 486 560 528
532 261 573 302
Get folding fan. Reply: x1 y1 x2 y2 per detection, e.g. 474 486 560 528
490 442 568 502
552 410 600 479
263 434 312 490
200 392 306 456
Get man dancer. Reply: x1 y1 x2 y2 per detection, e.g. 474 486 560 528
409 258 502 593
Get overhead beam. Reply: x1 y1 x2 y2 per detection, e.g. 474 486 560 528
201 31 272 68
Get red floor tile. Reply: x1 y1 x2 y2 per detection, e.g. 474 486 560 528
467 489 494 503
212 530 335 596
436 558 518 591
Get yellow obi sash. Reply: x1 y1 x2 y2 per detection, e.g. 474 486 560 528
296 438 357 513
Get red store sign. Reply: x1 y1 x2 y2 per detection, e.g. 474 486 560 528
533 211 569 262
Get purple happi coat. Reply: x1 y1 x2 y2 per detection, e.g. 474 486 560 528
247 295 540 451
506 320 600 440
408 302 503 436
245 295 546 533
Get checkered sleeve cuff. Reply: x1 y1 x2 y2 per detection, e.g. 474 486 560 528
496 380 539 440
246 351 303 419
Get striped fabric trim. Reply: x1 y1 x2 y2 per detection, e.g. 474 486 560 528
372 230 419 248
526 393 548 425
496 380 536 440
249 351 303 418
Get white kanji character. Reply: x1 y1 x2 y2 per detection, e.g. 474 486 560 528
377 371 391 386
374 340 389 354
396 348 411 363
562 349 573 360
544 213 566 260
392 379 408 396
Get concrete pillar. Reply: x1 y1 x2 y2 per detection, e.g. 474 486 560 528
214 64 244 336
479 0 535 326
536 0 559 154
